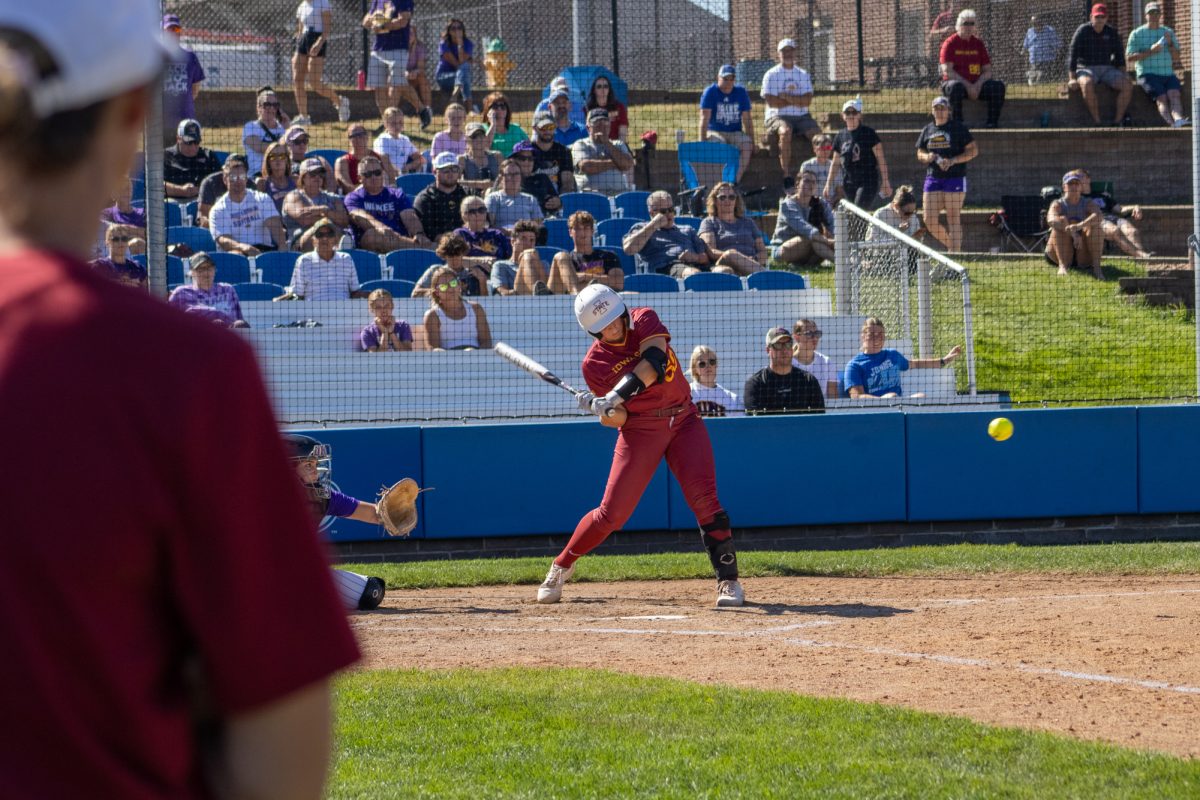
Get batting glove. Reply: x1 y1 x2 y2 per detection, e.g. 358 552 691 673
590 394 620 418
576 391 595 413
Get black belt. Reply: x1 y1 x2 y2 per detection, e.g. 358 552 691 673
645 405 688 418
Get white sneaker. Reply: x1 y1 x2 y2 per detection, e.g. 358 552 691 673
715 579 744 608
536 562 575 604
1174 117 1190 128
338 96 351 123
292 114 312 126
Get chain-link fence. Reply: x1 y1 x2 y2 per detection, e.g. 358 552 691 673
124 0 1197 423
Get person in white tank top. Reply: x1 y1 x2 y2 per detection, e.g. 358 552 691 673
423 265 493 350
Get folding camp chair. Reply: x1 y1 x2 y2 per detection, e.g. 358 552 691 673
995 195 1051 253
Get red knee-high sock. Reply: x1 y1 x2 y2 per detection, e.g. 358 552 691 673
555 509 613 568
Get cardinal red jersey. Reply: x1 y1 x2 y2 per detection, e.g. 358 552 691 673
939 34 991 79
581 306 691 413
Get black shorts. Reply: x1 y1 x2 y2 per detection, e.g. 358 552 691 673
297 30 327 57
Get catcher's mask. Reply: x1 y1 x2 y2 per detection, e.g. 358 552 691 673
284 433 333 500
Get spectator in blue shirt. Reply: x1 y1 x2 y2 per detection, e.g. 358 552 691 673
699 64 756 184
623 190 730 279
550 89 588 147
1126 2 1188 128
1022 15 1062 85
844 317 960 400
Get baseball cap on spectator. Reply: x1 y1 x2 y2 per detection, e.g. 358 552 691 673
932 96 951 108
223 153 249 171
465 122 487 137
285 126 309 143
718 64 736 78
300 157 325 175
587 107 609 123
0 0 174 120
533 110 556 129
765 326 793 346
1091 3 1107 17
309 217 339 236
511 140 535 157
550 77 569 91
433 152 459 170
162 13 181 31
549 89 570 103
177 118 201 143
189 252 215 271
1145 2 1161 12
1062 171 1083 185
841 99 859 113
777 38 798 51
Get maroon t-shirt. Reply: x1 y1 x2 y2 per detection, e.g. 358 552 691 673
581 306 691 414
0 249 359 797
939 33 991 80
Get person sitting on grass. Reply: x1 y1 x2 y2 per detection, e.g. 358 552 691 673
844 317 961 400
360 287 413 352
1045 171 1104 279
1076 169 1152 259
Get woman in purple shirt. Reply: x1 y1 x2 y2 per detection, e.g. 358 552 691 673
167 252 248 328
435 18 475 110
90 225 148 290
100 180 147 253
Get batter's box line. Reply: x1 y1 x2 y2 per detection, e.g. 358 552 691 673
896 587 1200 609
782 638 1200 696
361 621 839 637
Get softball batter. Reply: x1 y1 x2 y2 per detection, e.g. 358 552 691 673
537 285 744 607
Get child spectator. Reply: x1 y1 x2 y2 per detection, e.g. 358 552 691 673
374 107 425 174
423 265 492 350
431 103 469 159
361 288 413 351
800 134 843 206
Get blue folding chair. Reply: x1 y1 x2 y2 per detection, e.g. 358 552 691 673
307 148 347 166
684 272 742 292
596 245 635 276
677 141 739 192
342 248 384 283
543 218 572 250
207 251 253 285
360 279 416 298
254 251 299 286
559 192 612 222
614 191 652 220
233 282 285 301
747 270 806 290
167 225 215 253
384 248 441 282
396 173 435 195
595 217 642 248
623 273 679 293
164 202 183 228
535 246 565 265
675 216 703 230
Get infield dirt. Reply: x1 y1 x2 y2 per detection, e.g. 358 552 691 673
351 574 1200 758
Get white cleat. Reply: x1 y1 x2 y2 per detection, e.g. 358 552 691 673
536 562 575 604
715 579 744 608
337 96 352 123
292 114 312 126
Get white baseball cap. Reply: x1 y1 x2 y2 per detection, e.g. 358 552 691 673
777 38 798 51
0 0 172 119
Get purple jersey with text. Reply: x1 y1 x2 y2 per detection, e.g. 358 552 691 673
344 186 412 245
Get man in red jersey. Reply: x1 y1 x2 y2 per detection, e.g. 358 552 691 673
536 284 745 608
0 2 359 797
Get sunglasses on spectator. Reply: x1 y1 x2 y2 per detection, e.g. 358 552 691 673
291 137 309 145
361 169 384 178
110 236 130 243
314 229 337 238
348 131 368 138
769 342 792 350
307 169 327 177
595 83 610 89
716 194 737 201
795 330 822 338
819 144 834 150
492 102 508 109
503 170 522 177
268 154 288 161
652 207 675 215
695 358 717 368
961 21 975 26
450 25 464 29
436 278 460 291
261 101 280 107
465 207 487 215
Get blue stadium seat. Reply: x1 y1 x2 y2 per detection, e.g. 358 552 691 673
560 192 612 222
543 218 572 250
184 201 199 224
396 173 435 195
595 217 641 248
132 254 186 287
254 251 299 286
596 245 635 276
677 141 739 191
684 272 742 292
747 270 806 291
167 225 215 253
675 216 703 230
211 150 230 167
535 246 565 265
207 251 253 285
233 282 285 301
614 191 652 220
342 248 384 283
164 202 183 228
131 178 145 203
384 248 441 282
307 148 346 166
623 273 679 293
361 279 416 298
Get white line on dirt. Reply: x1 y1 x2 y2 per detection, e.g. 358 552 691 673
781 638 1200 695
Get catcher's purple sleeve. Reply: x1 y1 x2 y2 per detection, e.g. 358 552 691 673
327 489 359 518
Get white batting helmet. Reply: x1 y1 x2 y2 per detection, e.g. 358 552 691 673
574 284 626 335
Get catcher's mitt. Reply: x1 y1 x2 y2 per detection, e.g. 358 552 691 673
376 478 422 537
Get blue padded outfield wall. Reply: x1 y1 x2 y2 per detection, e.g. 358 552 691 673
295 405 1198 542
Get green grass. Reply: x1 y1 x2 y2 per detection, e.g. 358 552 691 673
343 541 1200 590
330 667 1200 799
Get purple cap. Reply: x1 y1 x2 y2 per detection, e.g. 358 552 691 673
511 140 535 156
162 13 181 30
300 157 325 175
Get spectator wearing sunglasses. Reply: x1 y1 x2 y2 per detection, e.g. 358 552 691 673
336 123 397 195
423 265 492 350
278 219 369 301
485 157 544 232
688 346 743 417
771 170 834 267
414 152 471 241
586 75 628 141
345 156 429 253
454 197 510 264
284 126 336 192
284 158 350 250
482 92 527 161
509 140 561 216
624 190 725 279
168 252 248 328
255 142 297 213
868 185 926 245
413 234 493 298
243 88 290 177
100 179 147 255
459 123 501 193
164 119 221 200
699 182 767 275
90 225 148 290
209 155 288 257
938 9 1006 128
744 327 825 415
790 319 839 400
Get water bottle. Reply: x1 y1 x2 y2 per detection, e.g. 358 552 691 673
356 70 366 91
